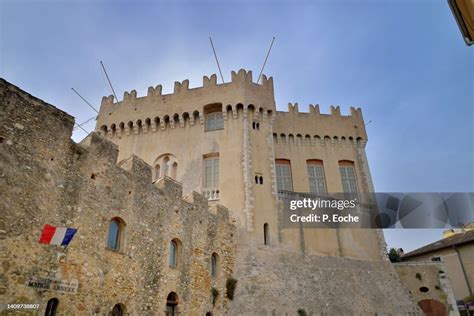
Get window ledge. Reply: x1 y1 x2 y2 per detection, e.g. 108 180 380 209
205 128 224 132
105 247 126 255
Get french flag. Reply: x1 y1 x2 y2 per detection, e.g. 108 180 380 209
38 224 77 246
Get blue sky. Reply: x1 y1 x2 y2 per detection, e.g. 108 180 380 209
1 0 472 252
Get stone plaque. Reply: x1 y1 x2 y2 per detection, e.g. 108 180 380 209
26 277 78 294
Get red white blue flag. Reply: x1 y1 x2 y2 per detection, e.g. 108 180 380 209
38 224 77 246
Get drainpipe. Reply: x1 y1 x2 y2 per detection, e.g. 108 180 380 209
453 245 472 295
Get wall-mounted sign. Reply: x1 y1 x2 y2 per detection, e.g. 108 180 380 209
26 277 78 294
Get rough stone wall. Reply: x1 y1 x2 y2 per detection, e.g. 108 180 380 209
394 262 459 315
229 245 422 315
0 79 236 315
0 75 425 315
402 245 474 301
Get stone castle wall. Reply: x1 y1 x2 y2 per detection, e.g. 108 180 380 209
0 76 425 315
92 70 380 261
91 71 423 314
0 79 236 315
96 69 276 138
230 246 422 315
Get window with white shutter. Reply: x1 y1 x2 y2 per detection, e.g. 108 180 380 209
339 161 358 194
307 160 327 194
275 160 293 191
203 155 220 200
206 112 224 131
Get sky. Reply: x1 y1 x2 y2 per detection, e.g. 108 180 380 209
1 0 473 252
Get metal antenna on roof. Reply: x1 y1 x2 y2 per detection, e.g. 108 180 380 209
100 60 119 102
71 88 99 114
74 123 89 134
257 36 276 84
209 36 225 84
73 116 97 133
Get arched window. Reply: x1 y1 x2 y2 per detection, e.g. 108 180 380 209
255 175 264 185
169 239 182 268
107 218 125 251
45 298 59 316
211 253 218 277
111 303 125 316
153 154 178 181
166 292 178 316
154 164 160 181
163 156 170 177
264 223 269 245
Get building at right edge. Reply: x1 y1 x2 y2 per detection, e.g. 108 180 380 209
402 229 474 304
95 69 423 314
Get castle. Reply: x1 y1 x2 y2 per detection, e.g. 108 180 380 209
95 69 378 258
0 72 424 315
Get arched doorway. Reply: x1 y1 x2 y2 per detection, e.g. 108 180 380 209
111 303 125 316
418 299 447 316
166 292 178 316
45 298 59 316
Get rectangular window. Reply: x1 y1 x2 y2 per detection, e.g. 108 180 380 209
307 160 327 194
203 156 219 200
275 160 293 191
206 112 224 131
339 161 358 194
204 157 219 188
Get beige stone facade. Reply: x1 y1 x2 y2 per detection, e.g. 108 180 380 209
95 69 379 260
92 70 422 314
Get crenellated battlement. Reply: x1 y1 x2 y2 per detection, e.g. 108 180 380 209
283 102 363 118
96 69 276 136
79 132 233 219
272 102 368 146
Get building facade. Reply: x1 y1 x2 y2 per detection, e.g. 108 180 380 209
0 79 236 315
93 70 422 314
96 69 381 259
394 261 459 315
402 230 474 302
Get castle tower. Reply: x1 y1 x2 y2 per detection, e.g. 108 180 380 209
95 70 278 237
95 70 421 314
95 69 380 259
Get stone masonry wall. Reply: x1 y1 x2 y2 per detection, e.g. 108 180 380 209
0 79 236 315
229 245 423 315
394 261 459 315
